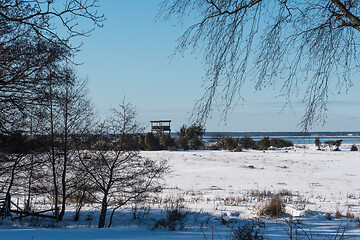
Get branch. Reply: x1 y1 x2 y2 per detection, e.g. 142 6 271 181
331 0 360 31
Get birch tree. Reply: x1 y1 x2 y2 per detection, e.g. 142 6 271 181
159 0 360 130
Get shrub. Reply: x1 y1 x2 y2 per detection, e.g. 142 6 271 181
116 134 140 150
152 197 189 231
188 137 203 150
224 137 236 150
210 134 225 149
144 132 160 150
335 210 342 219
345 211 354 219
238 136 256 149
325 212 332 220
235 145 243 152
159 134 176 150
324 140 343 151
351 144 358 151
269 138 293 148
258 195 285 218
324 141 335 150
334 140 343 151
177 124 205 150
256 137 270 150
177 135 189 150
138 134 146 150
230 220 265 240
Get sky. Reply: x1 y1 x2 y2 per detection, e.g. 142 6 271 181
73 0 360 133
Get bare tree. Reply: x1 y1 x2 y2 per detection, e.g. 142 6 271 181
108 98 145 151
78 148 168 228
35 65 95 220
0 0 104 132
110 97 144 136
56 66 95 221
159 0 360 130
77 101 168 228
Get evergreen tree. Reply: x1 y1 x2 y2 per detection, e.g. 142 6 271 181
145 132 159 151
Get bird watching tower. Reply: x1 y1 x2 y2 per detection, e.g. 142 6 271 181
150 120 171 135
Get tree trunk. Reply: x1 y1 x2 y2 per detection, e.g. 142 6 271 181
6 158 19 198
49 79 59 221
98 194 108 228
58 86 69 221
108 205 121 228
25 155 33 212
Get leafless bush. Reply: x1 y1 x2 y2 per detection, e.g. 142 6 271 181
278 189 292 196
281 218 313 240
229 219 265 240
325 212 333 220
283 219 352 240
355 218 360 227
153 196 189 231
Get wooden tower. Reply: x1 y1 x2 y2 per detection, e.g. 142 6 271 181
150 120 171 135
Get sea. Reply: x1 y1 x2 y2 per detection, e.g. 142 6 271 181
201 132 360 144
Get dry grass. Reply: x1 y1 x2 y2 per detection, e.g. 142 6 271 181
345 211 354 219
335 210 343 219
258 195 285 218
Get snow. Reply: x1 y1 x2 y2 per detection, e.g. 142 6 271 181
1 144 360 239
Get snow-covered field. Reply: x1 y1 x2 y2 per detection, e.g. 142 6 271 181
1 144 360 239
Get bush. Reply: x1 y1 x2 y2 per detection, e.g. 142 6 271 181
144 132 160 150
345 211 354 219
269 138 293 148
334 139 343 151
116 134 140 151
177 124 205 150
235 145 243 152
210 134 225 149
238 136 256 149
335 210 342 219
325 140 343 151
223 137 236 150
152 197 189 231
258 195 285 218
188 137 203 150
159 134 176 150
138 134 146 150
256 137 270 150
351 144 358 151
230 220 265 240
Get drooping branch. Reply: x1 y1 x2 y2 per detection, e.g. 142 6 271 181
206 0 263 16
159 0 360 130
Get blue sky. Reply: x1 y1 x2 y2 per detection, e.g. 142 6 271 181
74 0 360 132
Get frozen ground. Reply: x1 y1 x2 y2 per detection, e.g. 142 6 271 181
1 144 360 239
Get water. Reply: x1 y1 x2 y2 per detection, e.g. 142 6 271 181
201 132 360 144
251 136 360 144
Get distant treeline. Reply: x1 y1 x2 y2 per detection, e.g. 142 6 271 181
0 128 295 154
